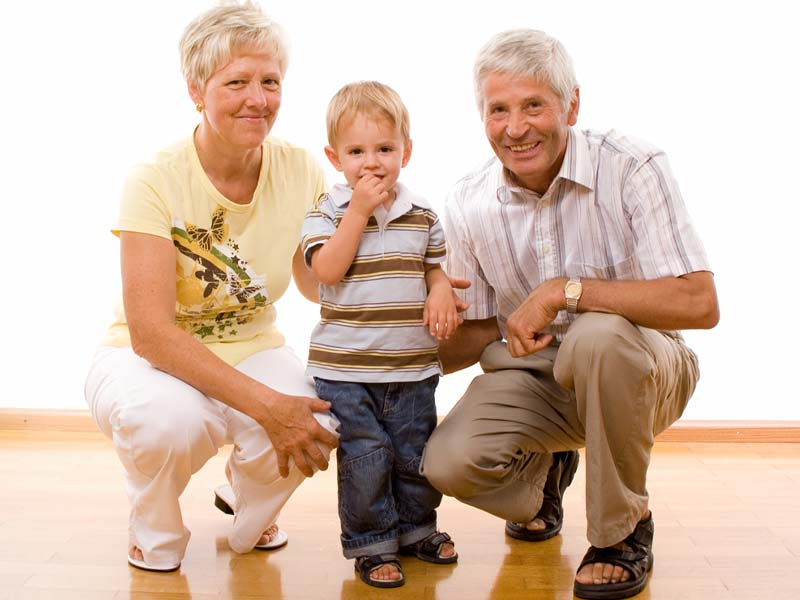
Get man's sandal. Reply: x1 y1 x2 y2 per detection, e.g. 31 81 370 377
354 554 405 588
399 531 458 564
505 449 579 542
213 484 288 550
573 513 654 600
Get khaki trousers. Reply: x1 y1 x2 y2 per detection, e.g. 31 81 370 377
421 312 699 547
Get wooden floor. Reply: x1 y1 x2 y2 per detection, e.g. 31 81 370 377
1 432 799 600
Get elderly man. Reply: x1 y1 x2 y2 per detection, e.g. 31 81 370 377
421 29 719 600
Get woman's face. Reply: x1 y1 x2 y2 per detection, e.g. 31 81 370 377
190 46 283 152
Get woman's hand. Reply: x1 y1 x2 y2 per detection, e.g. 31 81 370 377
257 392 339 478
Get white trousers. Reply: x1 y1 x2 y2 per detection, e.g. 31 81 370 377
84 345 338 568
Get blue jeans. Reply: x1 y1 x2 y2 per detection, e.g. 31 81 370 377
314 376 442 558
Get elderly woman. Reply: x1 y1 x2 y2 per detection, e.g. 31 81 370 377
83 2 339 572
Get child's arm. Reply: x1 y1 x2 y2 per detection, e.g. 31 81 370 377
310 175 388 285
424 265 463 340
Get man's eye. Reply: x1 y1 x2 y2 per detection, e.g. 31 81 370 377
263 78 280 89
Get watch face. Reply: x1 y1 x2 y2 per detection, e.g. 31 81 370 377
566 282 581 297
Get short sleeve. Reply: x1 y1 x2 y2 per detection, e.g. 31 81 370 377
423 209 446 264
300 194 337 269
625 151 711 279
114 164 173 240
442 186 496 321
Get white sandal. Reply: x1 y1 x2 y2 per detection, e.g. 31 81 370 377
214 484 288 550
127 547 180 572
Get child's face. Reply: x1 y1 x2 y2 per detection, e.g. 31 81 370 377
325 113 411 194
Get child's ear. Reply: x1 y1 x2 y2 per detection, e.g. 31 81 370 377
324 145 343 171
401 138 413 168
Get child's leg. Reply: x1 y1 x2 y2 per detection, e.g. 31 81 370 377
314 378 399 559
382 376 443 547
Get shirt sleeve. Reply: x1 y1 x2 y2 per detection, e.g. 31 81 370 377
442 186 497 321
300 194 337 269
624 151 711 279
423 209 446 264
114 164 173 240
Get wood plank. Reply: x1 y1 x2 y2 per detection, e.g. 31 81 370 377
2 408 800 442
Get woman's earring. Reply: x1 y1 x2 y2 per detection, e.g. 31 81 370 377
195 103 203 113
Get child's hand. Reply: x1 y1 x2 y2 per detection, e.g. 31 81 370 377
348 175 388 221
423 281 463 340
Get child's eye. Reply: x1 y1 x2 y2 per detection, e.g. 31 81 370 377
349 149 363 155
379 146 394 153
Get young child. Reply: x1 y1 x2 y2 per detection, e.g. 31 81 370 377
300 81 459 589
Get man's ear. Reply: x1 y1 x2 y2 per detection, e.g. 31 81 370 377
567 87 580 126
324 145 343 171
401 138 413 168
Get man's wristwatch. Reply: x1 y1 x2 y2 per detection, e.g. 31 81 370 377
565 277 582 313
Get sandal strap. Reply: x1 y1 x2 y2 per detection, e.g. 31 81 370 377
356 554 401 575
577 515 654 580
417 531 452 553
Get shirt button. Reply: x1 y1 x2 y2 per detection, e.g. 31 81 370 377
543 245 552 255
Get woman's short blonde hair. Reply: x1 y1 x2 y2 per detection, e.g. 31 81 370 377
179 1 289 91
326 81 410 147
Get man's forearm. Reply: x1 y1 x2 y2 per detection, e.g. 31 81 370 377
438 317 501 374
577 271 719 330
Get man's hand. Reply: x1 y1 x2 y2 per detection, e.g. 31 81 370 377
258 393 339 478
348 175 388 220
505 278 565 357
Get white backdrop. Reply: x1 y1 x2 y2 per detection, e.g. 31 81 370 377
3 0 798 419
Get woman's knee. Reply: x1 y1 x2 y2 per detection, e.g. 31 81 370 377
116 386 225 478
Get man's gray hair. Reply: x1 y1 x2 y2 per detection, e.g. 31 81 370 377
474 29 578 114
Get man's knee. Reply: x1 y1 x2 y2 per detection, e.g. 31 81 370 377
554 312 654 390
422 421 509 499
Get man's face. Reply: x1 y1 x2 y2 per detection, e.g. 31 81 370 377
481 72 579 195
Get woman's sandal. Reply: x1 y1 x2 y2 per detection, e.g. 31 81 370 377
573 513 654 600
354 554 405 588
127 547 180 572
399 531 458 564
214 485 288 550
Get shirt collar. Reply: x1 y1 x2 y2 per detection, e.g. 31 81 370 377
328 181 430 212
495 128 595 203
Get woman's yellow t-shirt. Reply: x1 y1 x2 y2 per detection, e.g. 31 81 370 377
102 136 325 365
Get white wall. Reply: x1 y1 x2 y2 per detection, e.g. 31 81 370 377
3 0 798 419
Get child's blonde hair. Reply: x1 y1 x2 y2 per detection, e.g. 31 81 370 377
326 81 410 147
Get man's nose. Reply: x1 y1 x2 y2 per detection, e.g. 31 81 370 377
506 110 528 139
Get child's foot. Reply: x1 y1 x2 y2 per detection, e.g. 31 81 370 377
399 531 458 564
355 554 405 588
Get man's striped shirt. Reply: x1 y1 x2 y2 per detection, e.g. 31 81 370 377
444 128 711 342
302 183 446 382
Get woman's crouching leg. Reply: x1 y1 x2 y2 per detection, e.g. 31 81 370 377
84 347 227 567
225 347 339 554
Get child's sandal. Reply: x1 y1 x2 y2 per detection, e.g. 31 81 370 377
354 554 405 588
399 531 458 564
